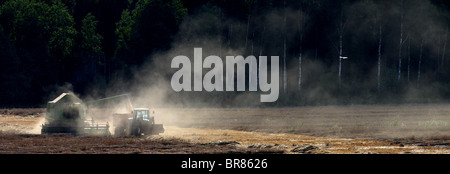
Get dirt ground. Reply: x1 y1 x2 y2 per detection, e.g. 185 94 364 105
0 105 449 154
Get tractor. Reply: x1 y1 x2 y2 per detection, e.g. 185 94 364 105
112 108 164 136
87 93 165 136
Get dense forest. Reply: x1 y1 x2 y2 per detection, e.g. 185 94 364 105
0 0 449 107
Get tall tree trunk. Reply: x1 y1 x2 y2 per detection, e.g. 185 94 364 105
218 10 223 58
442 26 448 67
298 10 305 91
258 26 265 87
437 37 441 69
407 41 411 82
398 0 404 81
377 23 382 92
283 0 287 94
339 30 343 83
283 27 287 94
299 50 302 91
228 24 232 47
338 10 345 85
259 26 265 57
251 31 255 55
417 40 424 84
245 15 250 51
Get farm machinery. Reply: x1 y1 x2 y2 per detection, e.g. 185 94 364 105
41 93 164 136
113 108 164 136
41 93 110 135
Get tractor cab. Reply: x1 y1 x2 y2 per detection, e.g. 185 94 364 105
133 108 155 124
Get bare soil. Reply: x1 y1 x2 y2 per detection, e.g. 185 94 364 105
0 104 449 154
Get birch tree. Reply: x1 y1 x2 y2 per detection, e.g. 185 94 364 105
283 0 287 94
374 2 384 92
337 8 347 85
417 39 424 84
407 40 411 82
397 0 408 81
377 21 382 92
442 26 448 67
298 10 305 91
245 14 250 51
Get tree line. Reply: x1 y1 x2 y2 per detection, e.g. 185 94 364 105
0 0 449 107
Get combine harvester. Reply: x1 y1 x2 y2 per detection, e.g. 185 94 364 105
41 93 110 135
41 93 164 136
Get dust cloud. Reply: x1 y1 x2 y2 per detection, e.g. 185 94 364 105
28 116 45 134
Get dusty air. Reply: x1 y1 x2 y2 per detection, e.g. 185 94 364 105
170 48 280 102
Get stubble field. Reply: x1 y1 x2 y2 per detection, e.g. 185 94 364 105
0 104 449 154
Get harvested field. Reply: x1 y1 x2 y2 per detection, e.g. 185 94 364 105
157 104 450 144
0 104 449 154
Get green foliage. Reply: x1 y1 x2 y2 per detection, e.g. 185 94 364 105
115 9 133 52
81 13 102 54
45 1 77 57
171 0 188 23
0 0 76 57
114 0 188 65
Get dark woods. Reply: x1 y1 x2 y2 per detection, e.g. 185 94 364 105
0 0 449 107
